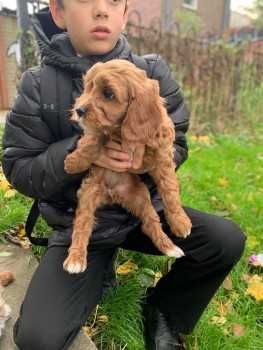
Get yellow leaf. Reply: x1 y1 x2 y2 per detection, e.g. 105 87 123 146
0 180 11 191
18 228 26 237
218 178 228 187
199 135 210 143
116 261 138 274
247 274 262 284
246 235 260 250
244 275 263 302
211 316 227 324
4 189 17 198
244 281 263 302
231 292 239 299
153 271 162 287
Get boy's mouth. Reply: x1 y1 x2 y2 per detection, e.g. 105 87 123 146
91 26 111 39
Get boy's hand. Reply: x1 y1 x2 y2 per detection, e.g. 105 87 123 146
93 140 147 174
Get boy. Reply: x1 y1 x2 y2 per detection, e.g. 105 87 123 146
2 0 246 349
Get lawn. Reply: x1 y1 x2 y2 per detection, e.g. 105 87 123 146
0 129 262 350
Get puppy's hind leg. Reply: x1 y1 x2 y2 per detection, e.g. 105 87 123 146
63 177 106 274
115 180 184 258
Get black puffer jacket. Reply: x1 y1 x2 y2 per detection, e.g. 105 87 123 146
2 8 190 248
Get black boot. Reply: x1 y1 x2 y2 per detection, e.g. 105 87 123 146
143 288 183 350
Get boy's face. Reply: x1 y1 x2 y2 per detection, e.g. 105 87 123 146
49 0 129 56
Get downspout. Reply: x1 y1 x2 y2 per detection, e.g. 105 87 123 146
166 0 171 32
222 0 230 30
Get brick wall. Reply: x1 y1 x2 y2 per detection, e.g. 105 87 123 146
128 0 162 27
0 10 18 109
129 0 228 33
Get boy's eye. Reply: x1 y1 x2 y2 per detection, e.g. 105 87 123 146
103 88 114 100
108 0 121 4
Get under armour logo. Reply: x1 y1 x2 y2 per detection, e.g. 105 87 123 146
43 103 56 110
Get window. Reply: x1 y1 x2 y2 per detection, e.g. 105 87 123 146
183 0 198 10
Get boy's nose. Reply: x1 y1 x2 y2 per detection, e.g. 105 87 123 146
93 0 109 19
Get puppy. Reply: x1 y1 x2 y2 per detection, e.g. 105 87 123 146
63 60 192 273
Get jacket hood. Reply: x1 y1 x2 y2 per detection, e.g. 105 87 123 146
32 6 132 74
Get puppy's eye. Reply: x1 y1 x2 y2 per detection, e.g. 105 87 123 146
103 88 114 100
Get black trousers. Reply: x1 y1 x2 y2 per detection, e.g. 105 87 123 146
14 207 246 350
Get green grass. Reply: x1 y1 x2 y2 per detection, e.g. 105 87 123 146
1 129 262 349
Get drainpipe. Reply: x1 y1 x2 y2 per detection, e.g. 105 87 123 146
222 0 230 30
166 0 171 32
16 0 29 71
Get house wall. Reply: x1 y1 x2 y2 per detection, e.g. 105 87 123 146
129 0 228 33
0 10 18 109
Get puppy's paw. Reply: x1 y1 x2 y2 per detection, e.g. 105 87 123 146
169 211 192 238
166 245 185 258
64 154 80 174
63 254 87 274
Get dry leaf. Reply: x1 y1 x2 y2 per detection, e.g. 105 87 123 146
97 315 108 323
222 277 233 290
217 303 228 316
246 236 260 250
218 177 228 187
244 275 263 302
0 271 15 286
230 323 245 337
211 316 227 324
116 261 138 274
153 271 162 287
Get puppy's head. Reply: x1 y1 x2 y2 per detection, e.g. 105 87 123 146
72 60 164 144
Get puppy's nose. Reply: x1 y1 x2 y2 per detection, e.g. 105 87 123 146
76 106 87 118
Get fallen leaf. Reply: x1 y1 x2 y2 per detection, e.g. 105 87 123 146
217 303 228 316
4 189 17 198
116 261 138 274
97 315 108 323
230 323 245 337
0 252 13 257
222 277 233 290
246 235 260 250
244 275 263 301
218 177 228 187
211 316 227 324
153 271 162 286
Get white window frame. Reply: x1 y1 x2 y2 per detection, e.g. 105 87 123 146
183 0 198 11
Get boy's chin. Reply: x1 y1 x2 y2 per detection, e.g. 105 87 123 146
78 42 117 57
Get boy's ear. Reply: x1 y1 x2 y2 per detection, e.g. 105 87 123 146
122 2 130 31
49 0 67 30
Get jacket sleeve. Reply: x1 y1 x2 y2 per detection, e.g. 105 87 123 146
148 55 190 168
2 68 83 200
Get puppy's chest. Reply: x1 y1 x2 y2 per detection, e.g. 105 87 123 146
101 169 134 201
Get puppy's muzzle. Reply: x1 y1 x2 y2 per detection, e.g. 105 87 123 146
76 106 87 118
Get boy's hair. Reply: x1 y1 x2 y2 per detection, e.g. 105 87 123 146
55 0 128 10
56 0 63 8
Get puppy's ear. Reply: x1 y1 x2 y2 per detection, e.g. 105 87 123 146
83 62 104 90
121 79 164 145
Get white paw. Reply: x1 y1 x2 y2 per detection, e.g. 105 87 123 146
64 263 86 274
166 246 185 258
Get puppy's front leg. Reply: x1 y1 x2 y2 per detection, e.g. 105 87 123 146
63 174 106 273
65 134 103 174
149 165 192 238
